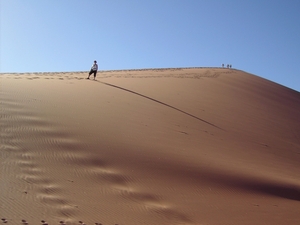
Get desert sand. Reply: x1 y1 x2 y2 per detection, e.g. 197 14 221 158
1 68 300 225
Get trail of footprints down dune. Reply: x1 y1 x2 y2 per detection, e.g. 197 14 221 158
1 95 79 222
1 86 193 224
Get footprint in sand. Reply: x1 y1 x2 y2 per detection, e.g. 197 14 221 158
21 219 28 224
41 220 48 225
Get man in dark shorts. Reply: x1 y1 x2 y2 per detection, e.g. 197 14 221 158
87 60 98 80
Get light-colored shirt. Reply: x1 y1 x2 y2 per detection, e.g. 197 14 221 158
91 63 98 71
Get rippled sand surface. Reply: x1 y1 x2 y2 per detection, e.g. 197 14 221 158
1 68 300 225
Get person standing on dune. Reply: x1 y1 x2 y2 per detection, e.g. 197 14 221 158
87 60 98 80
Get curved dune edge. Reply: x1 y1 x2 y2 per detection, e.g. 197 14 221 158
1 68 300 225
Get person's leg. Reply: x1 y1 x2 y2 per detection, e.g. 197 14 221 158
93 71 97 80
87 70 92 79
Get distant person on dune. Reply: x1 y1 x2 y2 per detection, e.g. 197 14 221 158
87 60 98 80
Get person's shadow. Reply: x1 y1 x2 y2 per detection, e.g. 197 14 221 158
97 81 224 131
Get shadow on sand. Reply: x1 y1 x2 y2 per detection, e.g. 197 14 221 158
98 81 224 131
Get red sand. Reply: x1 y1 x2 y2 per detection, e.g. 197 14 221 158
1 68 300 225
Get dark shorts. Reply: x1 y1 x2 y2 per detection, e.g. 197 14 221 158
89 69 97 76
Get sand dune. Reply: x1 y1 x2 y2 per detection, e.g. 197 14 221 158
1 68 300 225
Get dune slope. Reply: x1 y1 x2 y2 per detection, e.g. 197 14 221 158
1 68 300 225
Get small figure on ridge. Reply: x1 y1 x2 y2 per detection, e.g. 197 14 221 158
87 60 98 80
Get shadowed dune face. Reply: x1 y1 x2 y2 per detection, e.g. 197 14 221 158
1 68 300 225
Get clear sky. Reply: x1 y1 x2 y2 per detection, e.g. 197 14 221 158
1 0 299 91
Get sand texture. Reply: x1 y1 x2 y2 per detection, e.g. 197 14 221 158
1 68 300 225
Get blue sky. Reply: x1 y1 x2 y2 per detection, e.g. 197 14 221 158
1 0 299 91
